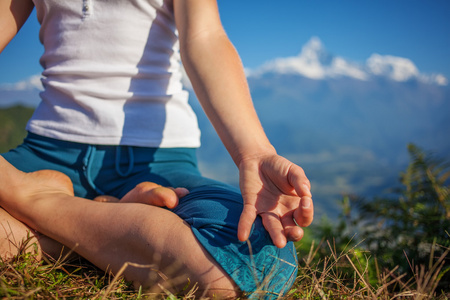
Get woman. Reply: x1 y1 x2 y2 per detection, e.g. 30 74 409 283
0 0 314 298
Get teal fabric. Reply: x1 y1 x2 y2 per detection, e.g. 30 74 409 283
2 132 298 298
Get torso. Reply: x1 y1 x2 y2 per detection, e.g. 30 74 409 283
27 0 201 147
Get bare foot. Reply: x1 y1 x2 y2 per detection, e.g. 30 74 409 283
1 156 186 213
94 182 189 209
0 157 74 215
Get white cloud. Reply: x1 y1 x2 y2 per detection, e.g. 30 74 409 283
433 74 448 86
330 57 368 80
253 37 328 79
366 54 419 82
257 56 325 79
0 74 43 91
249 37 448 86
420 73 449 86
0 74 43 108
252 37 368 81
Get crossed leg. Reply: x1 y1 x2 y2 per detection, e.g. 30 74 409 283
0 156 238 297
0 207 70 261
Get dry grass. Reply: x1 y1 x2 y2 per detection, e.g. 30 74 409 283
0 238 448 299
288 239 449 300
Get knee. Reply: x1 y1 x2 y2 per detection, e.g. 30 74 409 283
0 212 39 260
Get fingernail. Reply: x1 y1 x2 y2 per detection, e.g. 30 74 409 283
301 197 311 209
302 184 312 197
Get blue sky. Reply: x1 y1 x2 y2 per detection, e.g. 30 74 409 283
1 0 449 85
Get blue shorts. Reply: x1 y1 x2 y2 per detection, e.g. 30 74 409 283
2 132 298 298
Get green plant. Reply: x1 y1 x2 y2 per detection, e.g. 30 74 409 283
356 144 449 291
303 144 450 296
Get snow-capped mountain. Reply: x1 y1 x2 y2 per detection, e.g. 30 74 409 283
250 37 448 85
194 38 450 218
1 37 449 219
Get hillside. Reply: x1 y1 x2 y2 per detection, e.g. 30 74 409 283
191 73 450 218
0 106 34 153
192 47 450 219
2 38 449 220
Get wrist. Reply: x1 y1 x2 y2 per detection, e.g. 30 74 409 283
234 143 277 170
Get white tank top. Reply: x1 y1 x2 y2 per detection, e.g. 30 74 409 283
27 0 201 148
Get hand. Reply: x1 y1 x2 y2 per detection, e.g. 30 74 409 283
94 182 189 209
237 154 314 248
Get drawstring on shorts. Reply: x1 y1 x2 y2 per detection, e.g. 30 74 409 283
82 145 135 195
82 145 105 195
115 146 134 177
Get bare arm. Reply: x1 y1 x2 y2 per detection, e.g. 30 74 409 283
0 0 34 53
173 0 314 248
174 0 274 166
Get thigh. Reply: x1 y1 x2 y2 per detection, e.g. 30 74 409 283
171 185 298 297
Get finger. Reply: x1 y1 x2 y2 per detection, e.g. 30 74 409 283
148 187 179 209
282 213 305 242
287 164 312 197
121 182 179 208
237 203 258 242
260 212 287 249
172 187 189 198
288 165 314 227
93 195 120 203
293 196 314 227
120 182 158 204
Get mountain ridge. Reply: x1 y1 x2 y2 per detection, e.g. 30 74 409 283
192 71 450 218
249 37 448 86
1 37 449 219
